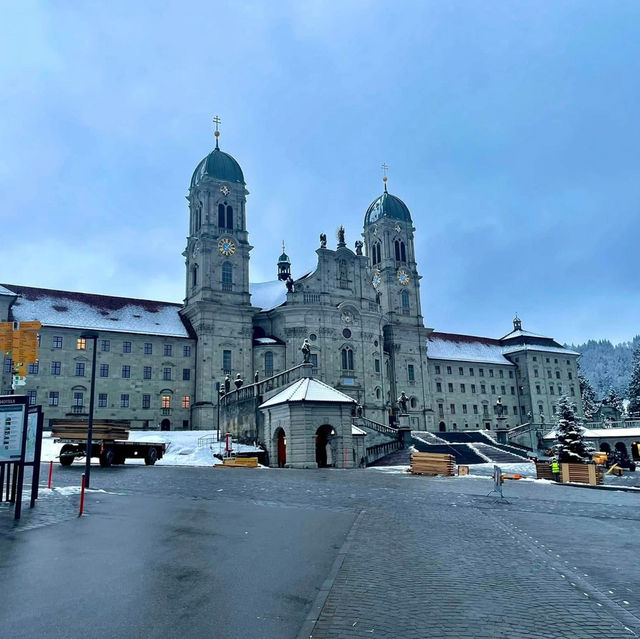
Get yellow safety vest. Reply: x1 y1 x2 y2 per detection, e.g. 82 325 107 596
551 462 560 473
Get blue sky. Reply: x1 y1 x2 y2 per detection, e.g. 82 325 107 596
1 1 639 344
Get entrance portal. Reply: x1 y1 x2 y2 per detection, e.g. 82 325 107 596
274 428 286 467
439 421 446 432
315 425 335 467
161 419 170 431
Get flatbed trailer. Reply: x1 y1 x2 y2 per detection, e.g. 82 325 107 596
56 438 166 467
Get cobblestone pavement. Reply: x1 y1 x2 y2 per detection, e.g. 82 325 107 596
1 463 639 638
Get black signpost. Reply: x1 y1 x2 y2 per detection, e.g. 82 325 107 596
0 395 42 520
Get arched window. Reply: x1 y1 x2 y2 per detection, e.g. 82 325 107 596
264 351 273 377
226 205 233 229
218 203 225 227
222 263 233 291
375 387 381 400
394 240 406 262
401 290 410 314
372 241 381 265
192 264 198 287
410 397 418 409
341 347 354 371
401 242 406 262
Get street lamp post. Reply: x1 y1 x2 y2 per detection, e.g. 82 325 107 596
80 332 99 488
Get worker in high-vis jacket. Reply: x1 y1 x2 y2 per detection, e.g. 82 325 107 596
551 460 560 482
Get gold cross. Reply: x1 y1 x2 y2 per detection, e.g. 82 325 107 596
213 115 222 132
381 163 388 178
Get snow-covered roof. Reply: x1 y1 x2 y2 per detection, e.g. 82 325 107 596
250 280 286 310
259 378 357 408
352 425 367 436
543 427 640 440
254 337 283 345
502 344 580 356
2 284 190 338
427 332 515 365
0 285 16 297
500 328 548 340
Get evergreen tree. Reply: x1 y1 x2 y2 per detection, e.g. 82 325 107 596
553 396 593 463
628 344 640 418
603 387 624 417
578 372 597 421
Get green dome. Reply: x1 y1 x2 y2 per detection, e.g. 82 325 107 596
191 147 245 188
278 252 290 263
364 191 412 226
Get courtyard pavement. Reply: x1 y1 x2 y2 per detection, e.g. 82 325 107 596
1 463 639 638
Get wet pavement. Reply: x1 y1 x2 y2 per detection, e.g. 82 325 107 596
1 463 639 638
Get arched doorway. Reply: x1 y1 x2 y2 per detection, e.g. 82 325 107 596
615 442 628 458
160 419 170 431
274 428 286 467
600 442 611 453
439 421 446 432
315 425 335 468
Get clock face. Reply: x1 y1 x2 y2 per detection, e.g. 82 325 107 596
218 238 236 256
397 269 410 286
220 185 230 196
191 241 199 258
372 271 382 289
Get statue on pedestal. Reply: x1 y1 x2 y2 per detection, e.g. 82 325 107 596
319 233 327 249
301 338 311 364
397 391 409 414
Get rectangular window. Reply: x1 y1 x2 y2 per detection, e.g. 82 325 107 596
98 393 108 408
438 403 444 417
469 368 474 376
27 362 39 374
99 363 109 377
558 385 562 394
509 371 513 378
471 384 476 394
162 395 171 409
473 405 478 414
550 385 554 395
101 339 110 352
436 382 442 392
499 370 504 378
123 341 132 353
533 356 537 362
481 384 486 393
142 394 151 409
26 390 37 405
462 404 467 414
143 366 152 380
570 386 575 396
501 385 506 395
568 372 573 380
546 358 550 363
223 350 232 374
479 368 484 377
554 358 558 364
448 383 454 393
446 366 452 375
164 344 172 357
555 371 561 379
144 343 153 355
458 367 464 376
435 365 441 375
182 396 190 409
489 369 494 377
53 336 63 348
75 362 85 376
460 383 465 393
122 365 131 379
521 406 526 414
120 394 129 408
163 367 172 381
511 386 515 395
483 405 489 416
534 369 539 378
73 392 83 407
513 406 518 415
408 364 415 382
183 346 191 357
183 368 191 381
536 385 541 394
48 391 59 406
490 385 495 394
547 370 552 378
77 337 86 350
374 358 380 373
450 404 456 415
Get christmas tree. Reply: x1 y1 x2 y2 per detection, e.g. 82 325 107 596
578 371 597 421
553 395 593 463
628 344 640 418
603 387 624 418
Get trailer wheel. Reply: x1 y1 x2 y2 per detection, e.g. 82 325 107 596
60 444 75 466
144 447 158 466
99 447 115 468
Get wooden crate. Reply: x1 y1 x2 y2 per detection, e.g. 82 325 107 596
410 452 455 477
561 463 603 485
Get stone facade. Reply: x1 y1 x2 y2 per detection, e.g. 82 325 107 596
0 131 583 438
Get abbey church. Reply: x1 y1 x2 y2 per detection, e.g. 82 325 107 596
1 126 582 466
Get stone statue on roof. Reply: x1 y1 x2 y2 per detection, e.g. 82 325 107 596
301 338 311 364
285 275 295 293
320 233 327 249
337 226 346 247
355 240 363 255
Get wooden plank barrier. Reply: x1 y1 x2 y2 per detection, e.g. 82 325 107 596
410 452 455 476
217 457 259 468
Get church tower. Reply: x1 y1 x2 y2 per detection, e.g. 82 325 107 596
362 169 432 430
181 119 254 429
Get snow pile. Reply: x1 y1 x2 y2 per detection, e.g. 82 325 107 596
40 430 263 467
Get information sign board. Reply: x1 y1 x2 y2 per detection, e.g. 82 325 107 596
0 403 27 462
25 409 38 463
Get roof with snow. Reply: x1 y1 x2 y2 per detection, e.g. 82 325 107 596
250 280 287 310
544 426 640 440
259 378 357 408
502 344 580 356
427 332 515 365
0 285 16 297
1 284 190 338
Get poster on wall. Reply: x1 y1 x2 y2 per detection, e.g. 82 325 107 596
0 402 26 462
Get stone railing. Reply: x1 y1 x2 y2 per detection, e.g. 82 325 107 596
584 420 640 430
354 416 400 438
366 439 402 463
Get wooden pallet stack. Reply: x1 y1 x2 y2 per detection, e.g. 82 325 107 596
216 457 259 468
410 452 455 476
51 420 130 441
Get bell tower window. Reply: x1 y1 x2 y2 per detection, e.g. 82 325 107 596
341 347 354 371
222 262 233 291
226 205 233 229
192 264 198 287
371 241 381 265
401 290 410 315
218 203 225 228
394 240 406 262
